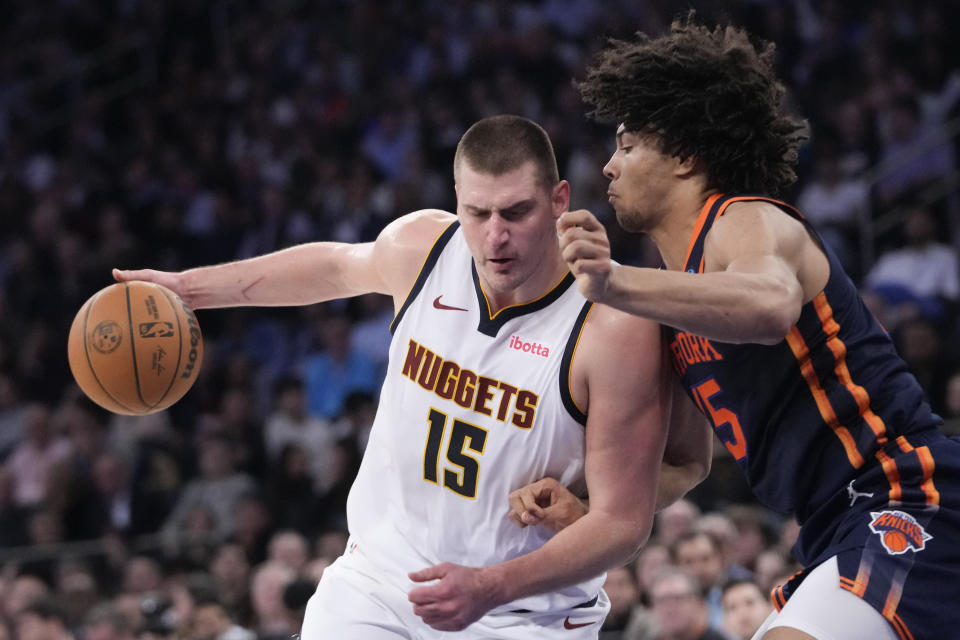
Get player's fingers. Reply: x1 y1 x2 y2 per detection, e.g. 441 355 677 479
408 584 443 605
507 487 527 513
513 488 545 518
506 492 529 527
408 563 447 583
557 209 603 234
508 487 541 517
520 511 544 525
533 477 562 505
412 601 446 616
561 238 610 264
112 268 142 282
557 226 604 252
507 511 527 528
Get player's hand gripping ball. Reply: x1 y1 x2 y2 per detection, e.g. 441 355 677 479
67 281 203 415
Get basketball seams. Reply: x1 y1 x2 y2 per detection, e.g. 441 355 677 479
81 288 138 414
152 283 185 410
123 283 151 411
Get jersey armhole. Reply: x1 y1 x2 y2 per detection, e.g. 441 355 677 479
559 301 593 427
390 221 460 334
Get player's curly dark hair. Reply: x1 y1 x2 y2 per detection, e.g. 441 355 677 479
578 16 806 196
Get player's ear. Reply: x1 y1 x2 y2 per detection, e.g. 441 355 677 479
552 180 570 217
674 154 700 179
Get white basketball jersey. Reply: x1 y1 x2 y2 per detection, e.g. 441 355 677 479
346 221 603 614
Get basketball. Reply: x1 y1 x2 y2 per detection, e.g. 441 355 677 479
883 531 909 553
67 281 203 415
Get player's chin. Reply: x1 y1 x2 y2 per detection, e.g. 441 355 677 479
614 208 645 233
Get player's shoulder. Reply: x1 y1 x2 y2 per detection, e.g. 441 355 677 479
378 209 457 247
712 199 807 242
707 198 812 262
579 304 661 365
569 303 662 414
373 209 458 303
584 302 659 337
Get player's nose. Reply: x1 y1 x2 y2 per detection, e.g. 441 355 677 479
603 155 618 180
486 218 509 246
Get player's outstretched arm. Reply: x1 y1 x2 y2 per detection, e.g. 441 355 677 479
408 306 667 630
559 204 812 345
114 209 455 310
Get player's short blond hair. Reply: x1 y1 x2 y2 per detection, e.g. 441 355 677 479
454 115 559 190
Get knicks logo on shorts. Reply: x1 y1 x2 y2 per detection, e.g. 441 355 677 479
868 510 932 555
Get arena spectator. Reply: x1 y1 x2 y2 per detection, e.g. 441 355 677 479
600 565 648 639
671 531 745 632
300 312 380 420
188 596 255 640
6 404 71 507
633 543 672 607
248 561 296 638
14 598 74 640
865 206 960 327
720 580 773 640
943 369 960 435
265 531 309 574
207 541 252 627
647 569 728 640
263 375 336 491
82 603 137 640
161 435 256 545
653 499 700 546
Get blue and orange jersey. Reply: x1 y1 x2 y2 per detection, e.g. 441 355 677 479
665 194 943 524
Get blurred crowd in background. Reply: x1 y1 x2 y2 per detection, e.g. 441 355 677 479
0 1 959 639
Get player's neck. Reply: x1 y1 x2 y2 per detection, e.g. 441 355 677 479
482 255 568 315
650 188 719 271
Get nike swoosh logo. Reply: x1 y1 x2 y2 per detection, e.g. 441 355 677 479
563 617 595 630
433 295 468 312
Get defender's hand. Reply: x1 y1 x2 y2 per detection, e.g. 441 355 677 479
557 210 612 302
408 563 499 631
508 477 588 533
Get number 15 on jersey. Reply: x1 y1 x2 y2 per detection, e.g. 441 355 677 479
423 408 489 498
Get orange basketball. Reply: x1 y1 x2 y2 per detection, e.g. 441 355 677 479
883 531 908 553
67 281 203 415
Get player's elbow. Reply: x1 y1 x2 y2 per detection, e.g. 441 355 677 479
617 515 655 563
691 454 712 485
625 522 654 562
